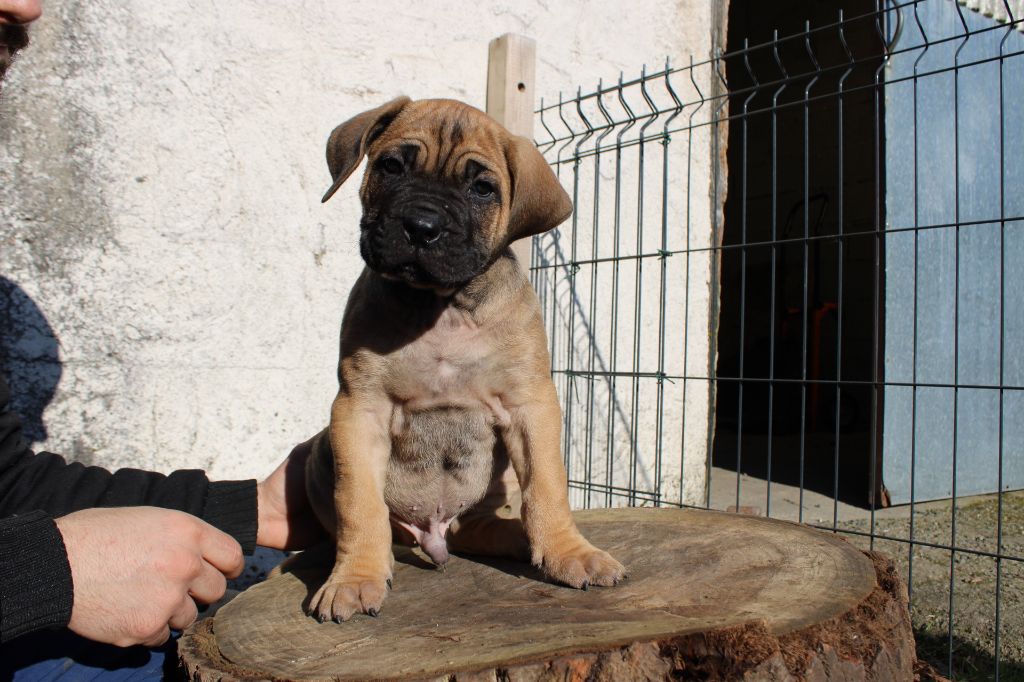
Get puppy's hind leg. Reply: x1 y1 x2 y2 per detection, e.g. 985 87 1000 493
446 462 529 561
269 541 335 578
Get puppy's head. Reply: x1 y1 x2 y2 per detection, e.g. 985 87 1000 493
322 97 572 291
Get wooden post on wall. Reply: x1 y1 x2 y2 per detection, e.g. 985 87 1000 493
486 33 537 267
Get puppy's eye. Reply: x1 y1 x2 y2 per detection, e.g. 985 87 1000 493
470 179 495 197
380 157 403 175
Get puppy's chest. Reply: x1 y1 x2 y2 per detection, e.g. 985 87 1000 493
390 312 506 411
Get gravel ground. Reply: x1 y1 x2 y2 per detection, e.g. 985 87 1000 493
839 492 1024 681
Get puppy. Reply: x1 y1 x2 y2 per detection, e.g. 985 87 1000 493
305 97 626 622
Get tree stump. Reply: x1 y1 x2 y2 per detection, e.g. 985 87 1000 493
179 508 917 681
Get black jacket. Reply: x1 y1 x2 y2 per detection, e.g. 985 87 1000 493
0 376 256 643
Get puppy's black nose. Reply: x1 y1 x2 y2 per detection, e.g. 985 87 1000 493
402 208 446 246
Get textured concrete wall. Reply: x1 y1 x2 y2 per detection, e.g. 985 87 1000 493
0 1 718 484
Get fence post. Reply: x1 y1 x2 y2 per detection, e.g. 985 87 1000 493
486 33 537 267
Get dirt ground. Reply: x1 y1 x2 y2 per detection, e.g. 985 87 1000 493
839 492 1024 681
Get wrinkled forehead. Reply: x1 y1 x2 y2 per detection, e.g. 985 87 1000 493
370 100 507 176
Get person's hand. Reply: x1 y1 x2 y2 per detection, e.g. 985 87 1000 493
55 507 243 648
256 434 327 551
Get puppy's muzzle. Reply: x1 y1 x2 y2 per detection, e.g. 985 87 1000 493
402 205 447 247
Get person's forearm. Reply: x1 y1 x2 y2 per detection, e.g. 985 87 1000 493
0 511 73 643
203 480 258 554
1 452 257 551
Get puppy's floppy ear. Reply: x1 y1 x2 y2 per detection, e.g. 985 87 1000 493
505 135 573 242
322 96 412 203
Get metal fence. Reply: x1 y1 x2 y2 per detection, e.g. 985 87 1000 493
530 1 1023 678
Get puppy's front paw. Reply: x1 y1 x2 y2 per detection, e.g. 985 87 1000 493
308 564 391 622
539 539 626 590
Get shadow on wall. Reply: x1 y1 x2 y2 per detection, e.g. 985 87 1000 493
0 277 61 443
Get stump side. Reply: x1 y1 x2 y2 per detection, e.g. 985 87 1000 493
180 509 916 681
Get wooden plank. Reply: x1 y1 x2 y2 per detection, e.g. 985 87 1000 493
180 508 918 681
486 33 537 267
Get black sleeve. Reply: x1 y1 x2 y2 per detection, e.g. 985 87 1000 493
0 376 258 642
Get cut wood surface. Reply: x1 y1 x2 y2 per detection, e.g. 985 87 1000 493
180 508 917 681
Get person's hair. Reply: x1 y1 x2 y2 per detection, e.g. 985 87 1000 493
0 23 30 84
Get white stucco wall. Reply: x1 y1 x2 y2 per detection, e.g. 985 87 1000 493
0 1 720 489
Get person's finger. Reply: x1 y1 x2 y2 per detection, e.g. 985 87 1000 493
198 525 245 578
188 560 229 604
167 594 199 632
139 624 172 648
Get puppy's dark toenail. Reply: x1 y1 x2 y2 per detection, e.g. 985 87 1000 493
386 579 392 589
581 581 589 591
368 608 379 617
332 615 343 624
